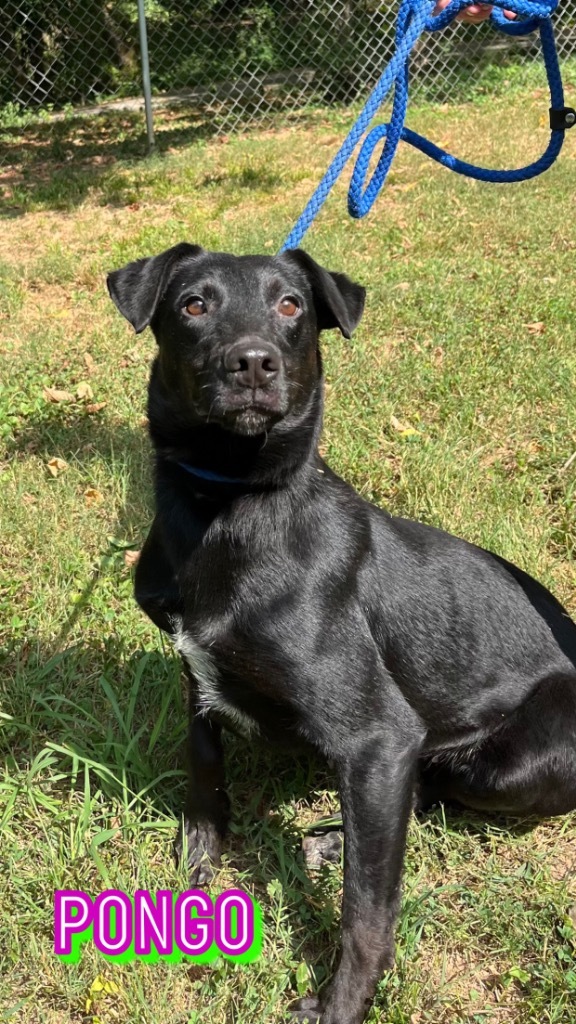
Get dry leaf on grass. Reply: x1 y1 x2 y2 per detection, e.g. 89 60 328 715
85 974 120 1015
390 182 418 193
86 402 107 414
84 352 95 373
124 549 141 568
47 457 68 477
525 321 546 335
391 414 419 437
84 487 104 505
43 387 75 403
76 381 94 400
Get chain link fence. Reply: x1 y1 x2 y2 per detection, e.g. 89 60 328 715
1 1 576 159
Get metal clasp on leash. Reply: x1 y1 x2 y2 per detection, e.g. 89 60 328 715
550 107 576 130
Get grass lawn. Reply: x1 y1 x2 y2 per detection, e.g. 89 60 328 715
1 92 576 1023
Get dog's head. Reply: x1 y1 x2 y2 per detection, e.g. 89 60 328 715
107 244 365 437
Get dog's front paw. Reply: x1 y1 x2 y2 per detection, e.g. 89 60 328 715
289 996 322 1023
174 818 223 886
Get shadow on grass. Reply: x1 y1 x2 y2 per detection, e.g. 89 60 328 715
417 803 541 840
0 107 202 215
0 99 304 216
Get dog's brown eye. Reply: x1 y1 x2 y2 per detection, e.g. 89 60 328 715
278 297 300 317
184 297 206 316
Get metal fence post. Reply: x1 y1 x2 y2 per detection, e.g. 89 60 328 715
137 0 156 154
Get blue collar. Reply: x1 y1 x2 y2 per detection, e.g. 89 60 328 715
177 461 246 484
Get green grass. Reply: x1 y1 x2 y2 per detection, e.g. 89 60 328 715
1 92 576 1023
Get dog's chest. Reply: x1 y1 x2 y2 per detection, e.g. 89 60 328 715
170 615 259 737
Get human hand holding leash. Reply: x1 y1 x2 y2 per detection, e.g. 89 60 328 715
434 0 516 22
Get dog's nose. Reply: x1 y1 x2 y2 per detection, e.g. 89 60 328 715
223 340 281 388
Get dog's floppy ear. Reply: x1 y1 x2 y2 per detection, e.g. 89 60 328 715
283 248 366 339
107 242 203 333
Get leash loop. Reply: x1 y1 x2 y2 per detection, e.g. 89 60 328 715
280 0 570 251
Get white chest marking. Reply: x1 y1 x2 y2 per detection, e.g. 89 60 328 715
170 616 259 737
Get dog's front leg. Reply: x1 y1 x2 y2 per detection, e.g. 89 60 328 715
293 730 422 1024
175 712 230 886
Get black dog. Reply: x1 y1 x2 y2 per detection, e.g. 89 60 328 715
108 244 576 1024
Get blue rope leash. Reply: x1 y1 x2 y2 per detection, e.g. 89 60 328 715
280 0 574 251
